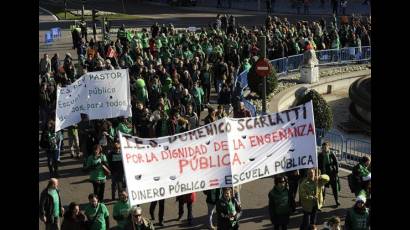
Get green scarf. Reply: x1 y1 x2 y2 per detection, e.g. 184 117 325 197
227 200 237 227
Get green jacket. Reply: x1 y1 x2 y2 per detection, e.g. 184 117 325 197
113 200 131 229
345 207 370 230
299 174 330 212
192 87 204 106
268 186 293 216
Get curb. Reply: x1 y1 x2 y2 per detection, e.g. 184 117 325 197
39 6 59 21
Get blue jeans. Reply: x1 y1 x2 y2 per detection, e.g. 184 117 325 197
47 150 59 177
216 79 224 95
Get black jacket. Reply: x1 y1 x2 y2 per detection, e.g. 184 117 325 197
39 188 63 223
318 151 339 177
216 197 241 229
203 188 222 205
107 151 124 177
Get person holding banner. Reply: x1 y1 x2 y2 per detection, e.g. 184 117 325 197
78 113 96 160
176 193 196 225
268 176 296 230
299 168 329 230
124 207 155 230
204 188 222 230
216 187 241 230
108 143 125 201
318 142 340 207
85 144 110 202
204 107 217 125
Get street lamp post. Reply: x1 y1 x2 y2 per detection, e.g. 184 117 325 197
82 0 86 21
64 0 67 19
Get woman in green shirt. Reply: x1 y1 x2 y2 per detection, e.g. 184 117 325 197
85 144 109 202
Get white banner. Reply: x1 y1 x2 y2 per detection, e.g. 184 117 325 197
119 101 317 206
55 69 132 131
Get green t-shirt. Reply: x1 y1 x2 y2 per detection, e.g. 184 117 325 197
113 201 131 229
193 87 204 105
48 189 60 217
84 203 110 230
86 154 108 181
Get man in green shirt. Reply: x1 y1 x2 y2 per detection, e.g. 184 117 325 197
84 193 110 230
113 191 131 230
40 178 64 230
192 81 204 120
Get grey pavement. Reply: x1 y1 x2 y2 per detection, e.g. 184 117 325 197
151 0 371 16
39 0 370 30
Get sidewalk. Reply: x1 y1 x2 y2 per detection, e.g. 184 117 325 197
151 0 371 16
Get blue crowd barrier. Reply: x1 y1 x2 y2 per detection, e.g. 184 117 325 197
45 32 53 44
51 27 62 39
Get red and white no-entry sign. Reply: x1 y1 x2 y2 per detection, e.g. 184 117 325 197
255 58 272 77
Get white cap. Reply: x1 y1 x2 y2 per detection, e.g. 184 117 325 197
356 195 366 203
362 173 371 182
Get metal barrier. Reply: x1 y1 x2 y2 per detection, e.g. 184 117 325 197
287 54 304 72
270 57 287 75
316 128 371 166
51 27 62 39
344 138 371 166
45 32 53 45
233 46 371 121
316 128 345 161
316 48 340 65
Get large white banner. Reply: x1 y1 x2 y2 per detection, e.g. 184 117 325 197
119 101 317 206
55 69 132 131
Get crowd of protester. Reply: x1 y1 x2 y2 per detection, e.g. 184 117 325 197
39 13 371 230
